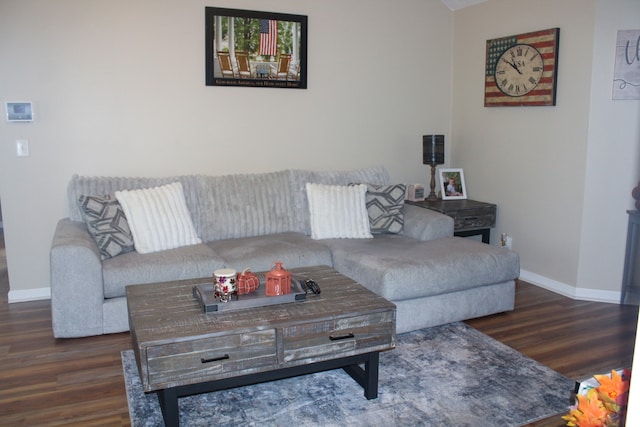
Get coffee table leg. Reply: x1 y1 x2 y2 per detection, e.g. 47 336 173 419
157 387 179 427
342 351 380 399
363 351 379 399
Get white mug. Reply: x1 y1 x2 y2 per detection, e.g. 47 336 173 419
213 268 237 302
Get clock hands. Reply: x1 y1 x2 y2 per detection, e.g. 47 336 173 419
501 57 523 74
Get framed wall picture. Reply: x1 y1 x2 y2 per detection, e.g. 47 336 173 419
440 169 467 200
205 7 308 89
612 30 640 100
484 28 560 107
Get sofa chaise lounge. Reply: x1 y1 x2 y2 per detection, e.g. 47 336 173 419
50 166 519 338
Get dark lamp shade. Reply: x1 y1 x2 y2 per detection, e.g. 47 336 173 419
423 135 445 165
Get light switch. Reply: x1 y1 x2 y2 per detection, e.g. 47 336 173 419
16 139 29 157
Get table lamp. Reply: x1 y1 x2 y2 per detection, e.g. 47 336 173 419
422 135 444 200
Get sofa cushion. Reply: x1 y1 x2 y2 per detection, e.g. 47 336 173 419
102 243 225 298
327 235 520 301
208 232 333 273
115 182 202 254
288 166 391 235
306 183 373 240
195 170 295 242
363 183 406 234
77 194 135 259
67 174 200 223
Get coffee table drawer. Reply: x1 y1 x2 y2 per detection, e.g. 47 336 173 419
144 329 277 390
282 311 395 363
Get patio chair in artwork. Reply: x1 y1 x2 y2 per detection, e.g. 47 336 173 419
235 51 253 79
217 51 235 78
271 54 292 80
293 62 301 81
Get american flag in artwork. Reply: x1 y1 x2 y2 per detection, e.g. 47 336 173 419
485 28 559 106
259 19 278 56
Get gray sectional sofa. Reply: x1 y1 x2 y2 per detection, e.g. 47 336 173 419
50 166 519 338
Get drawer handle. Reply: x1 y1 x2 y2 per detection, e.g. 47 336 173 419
464 216 478 220
329 333 355 341
201 354 230 364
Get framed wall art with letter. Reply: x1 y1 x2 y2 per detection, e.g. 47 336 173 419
613 30 640 100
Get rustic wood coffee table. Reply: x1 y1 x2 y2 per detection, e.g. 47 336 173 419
126 265 396 427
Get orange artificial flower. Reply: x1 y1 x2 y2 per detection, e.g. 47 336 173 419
563 388 609 427
594 369 630 407
564 369 631 427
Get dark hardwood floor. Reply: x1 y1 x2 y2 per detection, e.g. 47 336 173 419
0 227 637 425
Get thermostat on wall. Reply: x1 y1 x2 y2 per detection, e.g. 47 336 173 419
6 102 33 122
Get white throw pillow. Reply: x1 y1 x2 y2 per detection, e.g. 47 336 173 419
306 183 373 240
115 182 202 254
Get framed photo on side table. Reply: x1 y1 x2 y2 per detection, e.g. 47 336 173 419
440 168 467 200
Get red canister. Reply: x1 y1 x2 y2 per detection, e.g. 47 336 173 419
265 261 291 296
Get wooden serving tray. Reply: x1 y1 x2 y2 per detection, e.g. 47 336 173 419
193 276 307 313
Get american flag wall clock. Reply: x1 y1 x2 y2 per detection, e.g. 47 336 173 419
484 28 560 107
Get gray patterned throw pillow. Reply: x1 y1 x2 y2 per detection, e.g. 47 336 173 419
364 184 406 234
78 194 135 259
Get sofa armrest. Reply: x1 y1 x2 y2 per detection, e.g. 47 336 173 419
50 218 104 338
402 203 454 241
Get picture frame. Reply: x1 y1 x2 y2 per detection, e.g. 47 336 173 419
6 102 33 122
612 30 640 100
205 7 308 89
440 168 467 200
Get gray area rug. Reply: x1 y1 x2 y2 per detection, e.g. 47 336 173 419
122 322 573 426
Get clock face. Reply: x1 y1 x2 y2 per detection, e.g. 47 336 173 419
494 44 544 97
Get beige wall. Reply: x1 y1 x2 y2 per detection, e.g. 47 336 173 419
0 0 453 298
2 0 639 302
577 0 640 296
452 0 640 300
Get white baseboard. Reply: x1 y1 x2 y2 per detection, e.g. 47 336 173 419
8 287 51 303
520 269 621 304
5 271 621 305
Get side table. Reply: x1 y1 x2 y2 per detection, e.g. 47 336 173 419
406 199 496 244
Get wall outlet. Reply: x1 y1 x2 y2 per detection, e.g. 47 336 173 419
500 233 512 249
